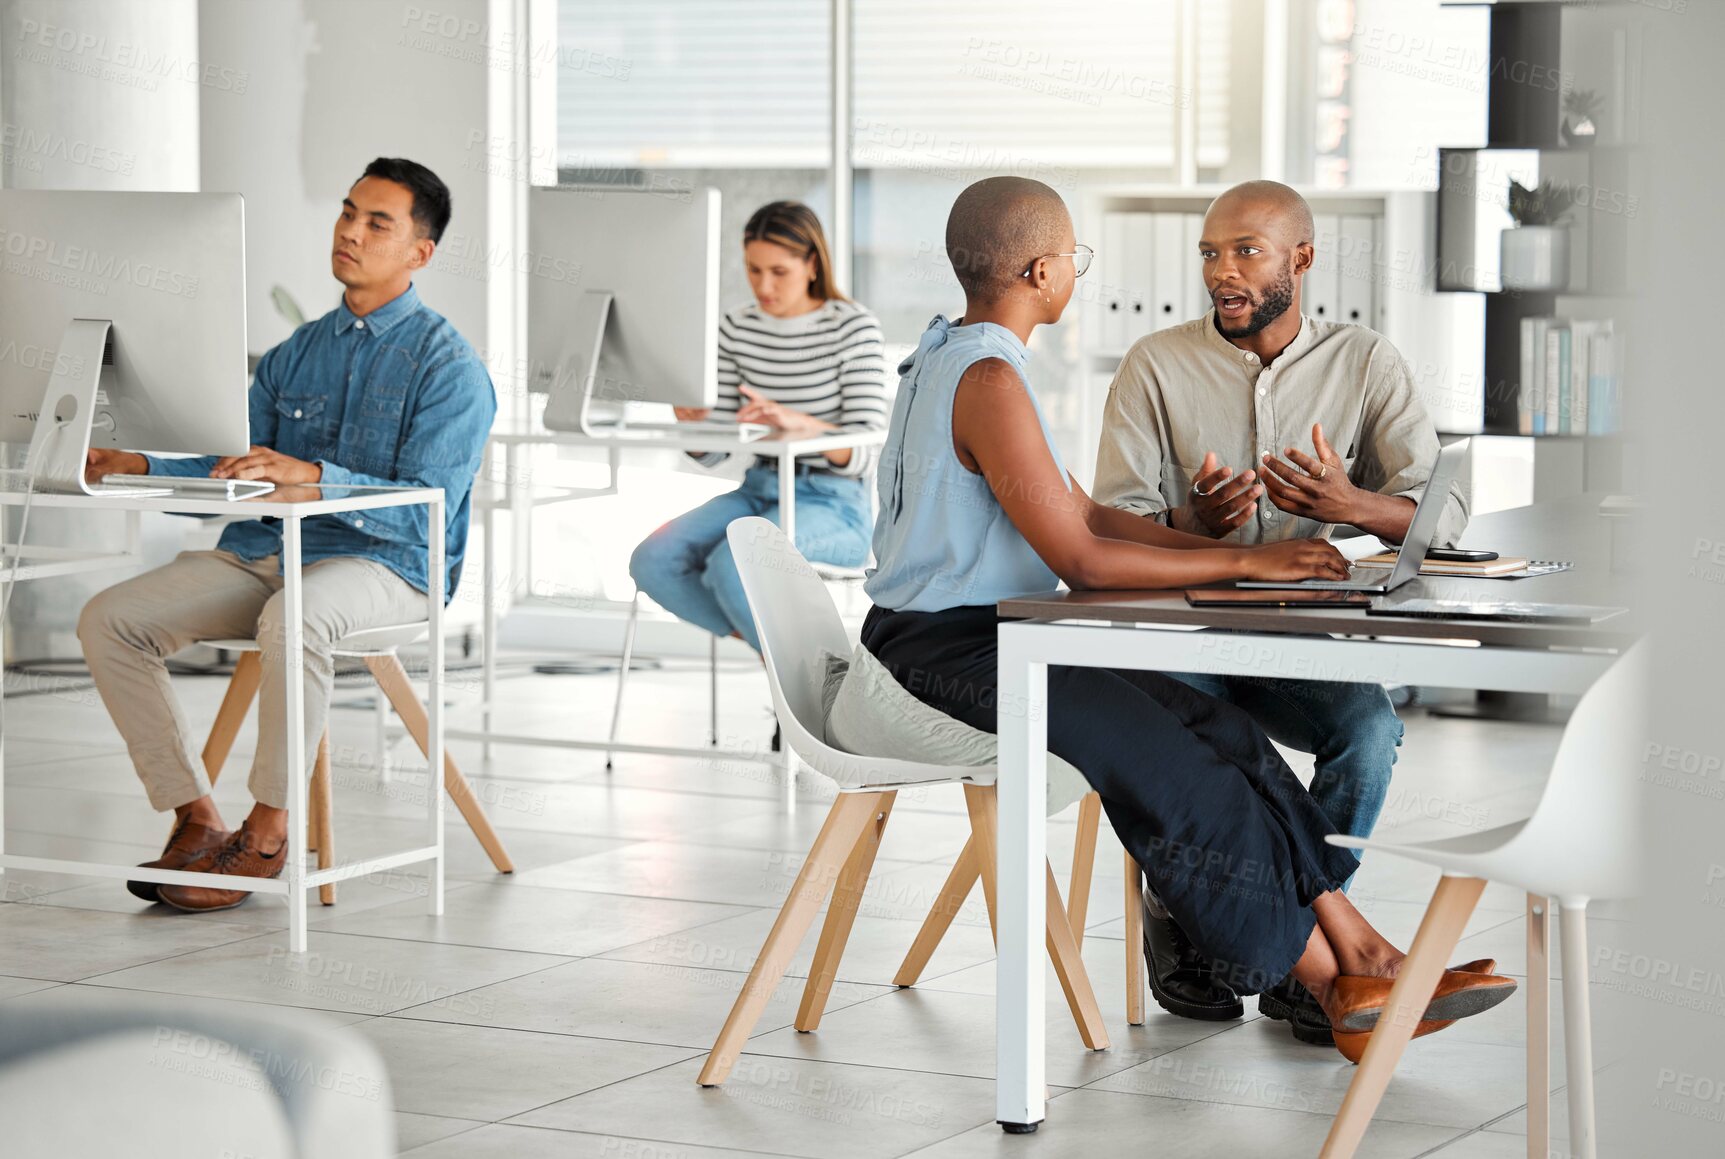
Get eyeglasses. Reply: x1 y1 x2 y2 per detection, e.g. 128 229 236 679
1020 243 1093 280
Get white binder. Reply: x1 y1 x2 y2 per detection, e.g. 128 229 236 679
1100 211 1130 352
1147 212 1185 331
1305 213 1342 323
1337 214 1378 328
1123 212 1154 344
1183 213 1211 321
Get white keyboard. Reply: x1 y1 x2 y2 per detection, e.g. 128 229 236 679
597 420 772 442
102 474 276 500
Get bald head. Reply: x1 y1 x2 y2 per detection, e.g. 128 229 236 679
1205 180 1314 249
946 177 1072 302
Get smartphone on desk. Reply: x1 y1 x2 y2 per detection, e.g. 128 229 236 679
1185 589 1373 609
1424 548 1499 563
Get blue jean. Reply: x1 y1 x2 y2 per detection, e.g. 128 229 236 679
629 463 872 652
1167 671 1403 860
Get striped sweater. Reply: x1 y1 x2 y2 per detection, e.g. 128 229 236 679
692 298 889 477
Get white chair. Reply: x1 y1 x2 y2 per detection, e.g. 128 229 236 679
202 622 514 905
1321 642 1645 1159
697 516 1114 1086
606 589 722 768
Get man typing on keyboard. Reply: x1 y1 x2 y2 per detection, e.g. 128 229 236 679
77 157 495 913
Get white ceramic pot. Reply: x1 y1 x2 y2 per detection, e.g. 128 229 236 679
1500 225 1571 291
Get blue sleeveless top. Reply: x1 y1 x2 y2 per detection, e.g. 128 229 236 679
864 316 1068 612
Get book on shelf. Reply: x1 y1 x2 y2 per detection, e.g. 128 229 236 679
1519 316 1619 436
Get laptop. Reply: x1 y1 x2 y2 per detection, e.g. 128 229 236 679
1235 438 1469 594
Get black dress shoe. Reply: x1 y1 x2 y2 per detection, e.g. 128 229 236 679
1258 973 1333 1045
1140 883 1243 1021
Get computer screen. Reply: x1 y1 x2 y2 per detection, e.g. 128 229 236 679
0 190 249 457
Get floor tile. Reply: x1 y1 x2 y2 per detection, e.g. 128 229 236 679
398 955 891 1050
393 1111 485 1152
511 1055 1000 1159
897 1086 1464 1159
360 1017 696 1120
515 840 926 909
598 905 1000 989
1088 1017 1531 1129
0 974 62 1001
318 881 753 957
87 929 570 1017
0 902 274 981
403 1122 793 1159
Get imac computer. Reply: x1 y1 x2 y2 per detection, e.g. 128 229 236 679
527 185 752 438
0 190 257 496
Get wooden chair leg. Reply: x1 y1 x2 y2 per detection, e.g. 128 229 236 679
1045 860 1109 1050
1527 894 1550 1159
697 791 887 1086
201 652 263 785
966 785 1108 1050
312 731 335 905
796 791 897 1031
963 785 1001 941
1124 851 1146 1026
893 834 981 987
1067 792 1102 948
365 654 514 873
1322 875 1485 1158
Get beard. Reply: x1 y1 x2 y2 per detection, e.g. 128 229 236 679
1215 266 1296 338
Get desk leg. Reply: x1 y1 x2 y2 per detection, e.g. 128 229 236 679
996 624 1047 1132
283 518 308 953
779 449 798 815
429 495 446 916
481 469 497 763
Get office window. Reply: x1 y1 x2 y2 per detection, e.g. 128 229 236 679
1289 0 1489 188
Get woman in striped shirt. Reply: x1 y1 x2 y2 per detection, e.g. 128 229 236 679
629 201 888 657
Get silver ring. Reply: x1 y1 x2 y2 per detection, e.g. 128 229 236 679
1317 464 1328 481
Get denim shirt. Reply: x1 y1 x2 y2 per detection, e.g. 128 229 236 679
144 285 496 599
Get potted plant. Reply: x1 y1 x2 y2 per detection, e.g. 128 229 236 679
1562 89 1602 146
1501 178 1578 291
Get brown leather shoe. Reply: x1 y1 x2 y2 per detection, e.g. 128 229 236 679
1332 965 1518 1034
1331 960 1501 1063
157 827 286 912
127 818 232 902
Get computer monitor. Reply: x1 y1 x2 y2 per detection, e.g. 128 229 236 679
526 185 720 433
0 190 249 492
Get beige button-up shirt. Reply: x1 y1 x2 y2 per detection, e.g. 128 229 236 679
1093 312 1468 546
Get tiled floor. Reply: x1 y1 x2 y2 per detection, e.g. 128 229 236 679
0 647 1614 1157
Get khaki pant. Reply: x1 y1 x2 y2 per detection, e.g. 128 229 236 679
77 550 428 811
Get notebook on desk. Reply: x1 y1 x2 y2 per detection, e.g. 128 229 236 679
1354 552 1572 579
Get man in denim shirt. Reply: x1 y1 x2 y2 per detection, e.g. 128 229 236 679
78 158 496 912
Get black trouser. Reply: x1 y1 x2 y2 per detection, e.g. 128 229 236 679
861 604 1360 995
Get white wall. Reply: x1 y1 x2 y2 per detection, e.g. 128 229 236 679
0 0 204 661
198 0 495 353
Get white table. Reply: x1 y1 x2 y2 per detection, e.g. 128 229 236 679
461 426 886 791
991 496 1636 1132
0 483 446 953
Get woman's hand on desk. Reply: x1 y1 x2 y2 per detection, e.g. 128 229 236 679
1239 538 1352 582
672 407 711 422
735 386 825 435
84 448 149 483
211 445 322 485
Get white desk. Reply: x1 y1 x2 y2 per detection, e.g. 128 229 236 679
990 496 1636 1133
462 425 886 793
0 483 446 953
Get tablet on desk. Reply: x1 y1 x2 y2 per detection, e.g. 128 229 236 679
1185 589 1373 609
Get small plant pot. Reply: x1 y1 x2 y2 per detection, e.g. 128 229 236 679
1562 115 1598 146
1500 225 1570 292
